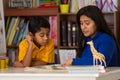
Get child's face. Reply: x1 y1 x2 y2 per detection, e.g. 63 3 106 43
33 27 50 46
80 15 97 38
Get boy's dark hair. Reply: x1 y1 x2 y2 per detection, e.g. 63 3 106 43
29 16 50 35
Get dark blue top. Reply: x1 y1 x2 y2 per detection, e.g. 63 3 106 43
72 32 118 67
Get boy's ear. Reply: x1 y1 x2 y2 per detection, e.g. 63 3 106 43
29 32 33 37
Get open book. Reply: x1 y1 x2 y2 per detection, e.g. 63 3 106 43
24 64 105 74
24 64 67 73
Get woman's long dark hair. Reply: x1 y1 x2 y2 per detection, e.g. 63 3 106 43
76 5 115 57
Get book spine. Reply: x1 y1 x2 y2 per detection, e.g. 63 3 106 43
60 20 68 46
67 21 72 46
71 23 77 46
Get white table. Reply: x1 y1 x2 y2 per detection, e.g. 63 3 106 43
0 67 120 80
0 67 99 80
97 67 120 80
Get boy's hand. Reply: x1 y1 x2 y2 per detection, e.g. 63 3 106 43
26 32 33 44
13 61 24 67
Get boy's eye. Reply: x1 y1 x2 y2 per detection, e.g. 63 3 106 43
39 33 49 37
40 34 44 37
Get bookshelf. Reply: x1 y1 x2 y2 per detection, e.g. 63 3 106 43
103 12 120 49
3 1 120 64
4 7 59 64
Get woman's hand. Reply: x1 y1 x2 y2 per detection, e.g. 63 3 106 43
61 58 73 66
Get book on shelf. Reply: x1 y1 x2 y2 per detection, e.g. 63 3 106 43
6 17 16 45
0 0 6 55
71 22 77 46
16 21 27 45
60 20 79 46
6 0 33 8
7 48 16 66
60 20 68 46
49 16 57 46
21 20 29 40
59 49 76 64
5 0 58 8
70 0 79 13
5 16 11 34
12 18 25 45
67 21 72 46
104 14 114 26
7 17 20 46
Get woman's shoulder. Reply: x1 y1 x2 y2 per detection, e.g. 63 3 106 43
97 32 116 45
99 32 114 40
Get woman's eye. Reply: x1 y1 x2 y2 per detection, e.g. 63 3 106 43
85 22 90 25
86 23 90 25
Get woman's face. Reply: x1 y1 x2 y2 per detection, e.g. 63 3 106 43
80 15 97 38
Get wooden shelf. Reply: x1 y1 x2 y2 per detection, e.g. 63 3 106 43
59 46 78 49
59 13 76 15
4 8 59 16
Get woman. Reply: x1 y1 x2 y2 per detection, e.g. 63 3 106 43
61 5 119 67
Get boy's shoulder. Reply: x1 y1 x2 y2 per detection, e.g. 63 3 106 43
19 38 54 47
47 38 54 45
19 39 28 46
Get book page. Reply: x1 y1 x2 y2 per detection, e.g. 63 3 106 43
24 64 67 73
0 0 6 55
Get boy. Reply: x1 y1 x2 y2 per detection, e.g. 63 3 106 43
13 16 54 67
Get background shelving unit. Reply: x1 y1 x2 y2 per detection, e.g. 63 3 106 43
3 1 120 64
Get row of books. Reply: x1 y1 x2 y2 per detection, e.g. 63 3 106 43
5 0 56 8
70 0 119 13
70 0 96 13
60 20 79 46
6 17 29 46
7 48 18 66
5 16 57 46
